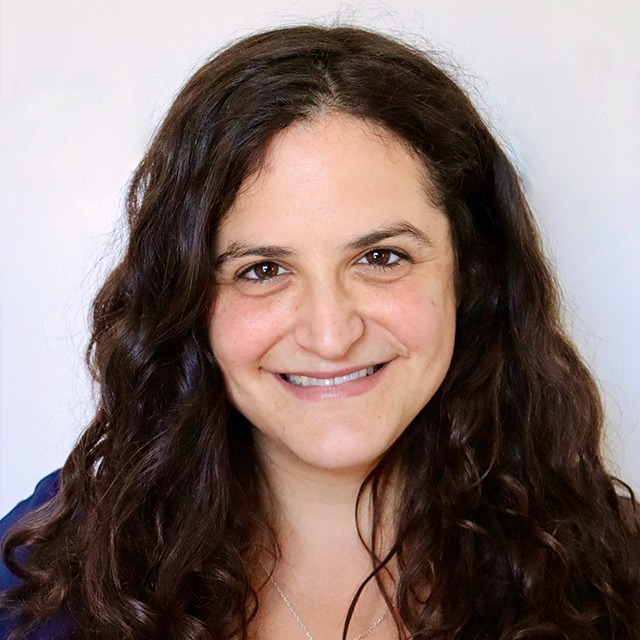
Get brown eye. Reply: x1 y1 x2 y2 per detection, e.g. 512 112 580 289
242 262 287 281
358 248 403 268
367 249 392 265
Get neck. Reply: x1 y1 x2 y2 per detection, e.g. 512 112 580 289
252 446 400 639
257 445 398 563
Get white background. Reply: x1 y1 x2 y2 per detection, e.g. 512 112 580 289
1 0 639 515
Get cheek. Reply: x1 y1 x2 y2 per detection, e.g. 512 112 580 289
209 292 290 370
371 279 456 351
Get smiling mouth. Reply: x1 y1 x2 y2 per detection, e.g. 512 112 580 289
280 364 385 388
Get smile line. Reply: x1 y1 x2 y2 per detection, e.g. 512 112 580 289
281 364 384 388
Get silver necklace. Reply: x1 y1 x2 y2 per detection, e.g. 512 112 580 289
261 562 390 640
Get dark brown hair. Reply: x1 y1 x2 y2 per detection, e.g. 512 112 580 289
2 24 639 640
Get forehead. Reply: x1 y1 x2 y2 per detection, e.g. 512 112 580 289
235 115 431 204
217 115 445 245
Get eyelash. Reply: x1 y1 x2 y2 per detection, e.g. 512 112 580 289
235 248 410 283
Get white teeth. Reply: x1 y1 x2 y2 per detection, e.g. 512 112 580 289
284 366 378 387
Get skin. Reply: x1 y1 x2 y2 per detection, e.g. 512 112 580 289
209 114 457 638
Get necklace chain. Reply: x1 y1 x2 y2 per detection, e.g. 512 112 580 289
261 562 390 640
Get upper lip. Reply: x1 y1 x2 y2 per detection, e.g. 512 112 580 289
275 363 386 379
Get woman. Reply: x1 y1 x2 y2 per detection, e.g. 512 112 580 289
1 24 638 640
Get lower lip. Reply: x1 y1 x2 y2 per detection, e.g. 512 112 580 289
273 364 387 400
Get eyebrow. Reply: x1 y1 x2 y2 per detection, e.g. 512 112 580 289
342 222 432 252
215 243 297 271
214 221 432 271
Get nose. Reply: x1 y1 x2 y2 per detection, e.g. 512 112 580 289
293 277 365 360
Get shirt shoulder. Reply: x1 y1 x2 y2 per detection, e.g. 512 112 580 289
0 471 61 551
0 473 87 639
1 471 61 592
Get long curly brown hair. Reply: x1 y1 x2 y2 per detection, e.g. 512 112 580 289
2 25 639 640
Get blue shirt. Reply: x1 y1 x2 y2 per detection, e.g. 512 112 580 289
0 471 72 639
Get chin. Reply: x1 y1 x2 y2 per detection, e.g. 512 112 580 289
291 435 400 476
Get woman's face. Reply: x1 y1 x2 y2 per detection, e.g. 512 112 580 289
210 115 456 478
